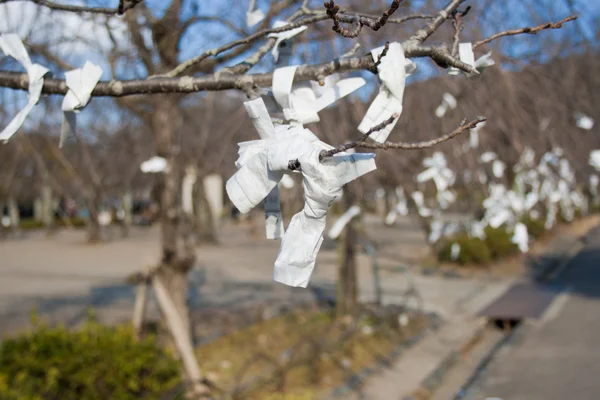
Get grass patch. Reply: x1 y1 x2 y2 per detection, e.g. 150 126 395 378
194 306 429 399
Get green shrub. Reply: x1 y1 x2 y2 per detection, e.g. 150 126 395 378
55 217 87 228
0 317 181 400
18 219 44 230
438 234 492 266
483 226 519 259
520 215 546 239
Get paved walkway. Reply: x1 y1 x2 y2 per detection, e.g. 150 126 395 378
463 224 600 400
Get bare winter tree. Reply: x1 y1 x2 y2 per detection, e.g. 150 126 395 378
0 0 577 395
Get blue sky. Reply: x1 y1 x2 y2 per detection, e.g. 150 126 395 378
0 0 598 136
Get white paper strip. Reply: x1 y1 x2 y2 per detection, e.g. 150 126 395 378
273 148 376 287
267 20 307 63
450 243 461 260
512 222 529 253
60 61 103 147
246 0 265 27
140 156 168 173
265 187 284 239
449 43 493 76
589 150 600 171
182 167 197 215
358 42 414 142
0 34 50 142
435 92 457 118
328 205 361 239
575 112 594 130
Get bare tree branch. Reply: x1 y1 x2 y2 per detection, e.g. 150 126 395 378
340 117 486 151
325 0 405 38
473 15 578 49
0 0 143 15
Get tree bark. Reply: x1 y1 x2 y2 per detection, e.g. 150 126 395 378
153 96 195 337
336 187 358 317
194 180 218 244
41 180 55 235
8 197 20 234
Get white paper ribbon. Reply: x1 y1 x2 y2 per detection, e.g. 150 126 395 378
448 43 494 77
434 92 457 118
182 167 197 215
589 150 600 171
140 156 168 173
60 61 103 147
469 120 485 148
575 112 594 130
328 205 361 239
385 186 408 225
271 66 365 126
412 191 432 217
492 160 506 178
428 219 444 243
450 243 461 260
358 42 415 142
480 152 497 163
512 222 529 253
267 20 307 63
246 0 265 27
0 34 50 142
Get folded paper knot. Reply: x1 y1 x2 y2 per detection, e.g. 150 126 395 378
268 21 307 63
60 61 103 147
0 34 50 143
449 43 495 77
271 66 365 126
358 42 415 142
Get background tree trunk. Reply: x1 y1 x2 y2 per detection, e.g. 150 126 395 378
336 187 358 317
194 180 218 244
8 196 20 234
153 96 195 337
41 179 55 235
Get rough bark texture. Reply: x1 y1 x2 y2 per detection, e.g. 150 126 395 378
194 180 218 244
336 187 358 317
153 96 195 337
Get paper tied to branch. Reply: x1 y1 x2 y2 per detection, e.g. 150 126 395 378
270 66 365 126
450 243 461 261
512 222 529 253
435 92 457 118
385 186 409 225
246 0 265 27
411 191 433 217
575 112 594 130
589 150 600 171
60 61 103 147
417 152 455 194
469 119 486 148
328 205 361 239
0 34 50 143
182 166 197 215
274 148 376 287
227 124 377 287
448 43 495 77
358 42 416 142
140 156 168 173
268 20 307 63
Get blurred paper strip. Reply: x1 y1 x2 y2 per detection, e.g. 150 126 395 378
60 61 103 147
268 20 307 63
0 34 49 142
328 205 361 239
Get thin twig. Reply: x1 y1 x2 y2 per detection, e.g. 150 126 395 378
344 117 485 151
325 0 404 38
473 15 578 49
372 41 390 70
319 113 399 160
0 0 143 15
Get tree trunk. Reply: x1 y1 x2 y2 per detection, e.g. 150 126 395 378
153 96 196 338
8 197 20 234
194 180 218 244
122 191 133 238
336 187 358 317
41 181 55 235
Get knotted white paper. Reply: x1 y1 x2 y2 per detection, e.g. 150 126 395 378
448 43 494 77
246 0 265 27
328 205 361 239
268 20 307 63
271 66 365 126
358 42 415 142
450 243 461 260
182 167 197 215
512 222 529 253
0 34 50 142
589 150 600 171
435 92 457 118
140 156 168 173
60 61 103 147
412 191 432 217
243 98 285 238
385 186 409 225
469 120 485 148
274 149 376 287
575 112 594 130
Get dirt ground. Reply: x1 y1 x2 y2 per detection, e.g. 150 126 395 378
0 213 430 337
